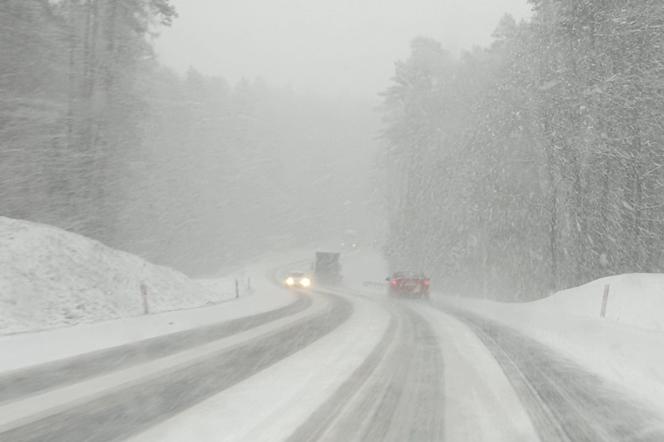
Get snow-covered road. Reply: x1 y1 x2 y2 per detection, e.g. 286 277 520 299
2 261 664 441
441 305 664 441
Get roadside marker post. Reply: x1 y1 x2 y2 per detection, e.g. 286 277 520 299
141 283 149 315
600 284 610 318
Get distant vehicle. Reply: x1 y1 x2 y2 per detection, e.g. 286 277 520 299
283 271 312 289
340 229 359 250
387 271 430 299
314 251 342 283
340 240 358 250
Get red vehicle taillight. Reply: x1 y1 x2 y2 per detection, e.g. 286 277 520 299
390 279 398 287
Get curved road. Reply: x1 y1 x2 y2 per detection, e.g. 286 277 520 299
287 296 445 442
2 270 664 441
0 294 312 403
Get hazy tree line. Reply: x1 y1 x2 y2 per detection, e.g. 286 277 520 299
123 69 378 273
1 0 377 274
1 0 176 241
383 0 664 299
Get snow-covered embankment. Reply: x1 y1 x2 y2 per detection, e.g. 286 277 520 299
0 217 231 335
441 274 664 416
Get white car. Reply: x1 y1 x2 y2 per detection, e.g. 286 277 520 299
283 271 312 289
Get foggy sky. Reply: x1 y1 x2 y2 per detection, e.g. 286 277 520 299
155 0 532 100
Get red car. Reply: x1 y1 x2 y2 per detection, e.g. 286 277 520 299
387 272 430 299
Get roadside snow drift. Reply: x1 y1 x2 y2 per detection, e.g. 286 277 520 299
441 273 664 416
0 217 229 335
448 273 664 332
535 273 664 332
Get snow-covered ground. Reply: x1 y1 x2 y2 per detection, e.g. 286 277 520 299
0 281 293 373
0 294 328 431
440 274 664 417
411 303 538 441
341 250 664 420
0 216 317 371
4 229 664 439
0 217 245 335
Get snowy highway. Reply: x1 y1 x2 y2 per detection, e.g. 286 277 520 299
6 1 664 441
0 289 349 441
0 294 313 404
1 268 664 441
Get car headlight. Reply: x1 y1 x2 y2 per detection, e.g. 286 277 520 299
300 277 311 287
285 277 295 286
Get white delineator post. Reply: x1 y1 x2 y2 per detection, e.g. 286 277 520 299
141 283 149 315
600 284 610 318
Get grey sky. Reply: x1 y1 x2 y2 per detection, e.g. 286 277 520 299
155 0 532 99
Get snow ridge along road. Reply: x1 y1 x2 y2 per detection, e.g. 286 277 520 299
440 304 664 442
0 294 311 403
287 289 445 442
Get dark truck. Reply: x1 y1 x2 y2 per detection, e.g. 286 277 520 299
314 251 342 284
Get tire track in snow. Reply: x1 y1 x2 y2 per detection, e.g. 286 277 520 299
0 293 351 442
443 306 664 442
288 296 445 442
0 293 311 403
284 313 398 442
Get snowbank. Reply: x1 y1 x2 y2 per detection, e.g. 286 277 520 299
534 273 664 332
444 273 664 333
0 245 303 372
440 273 664 416
0 217 235 335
